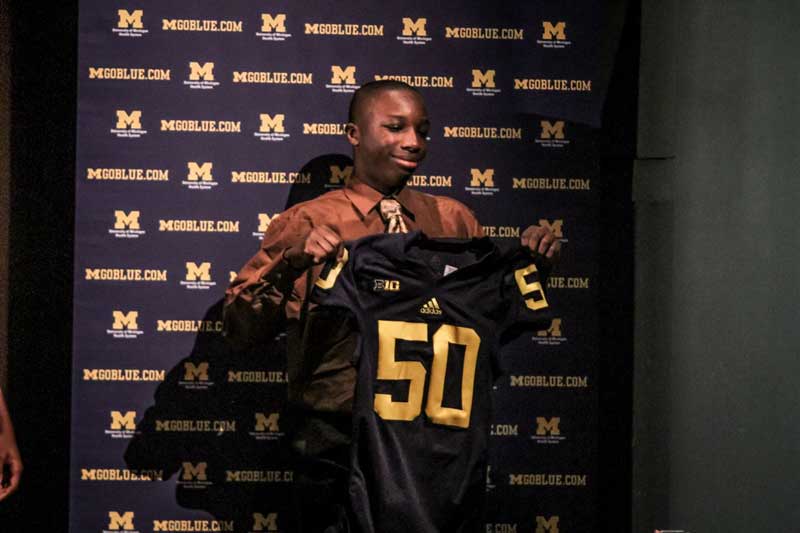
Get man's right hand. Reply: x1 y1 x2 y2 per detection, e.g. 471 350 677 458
284 225 343 271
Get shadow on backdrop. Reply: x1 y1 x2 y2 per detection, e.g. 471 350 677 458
125 154 352 532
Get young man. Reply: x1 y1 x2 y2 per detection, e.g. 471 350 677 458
224 80 559 531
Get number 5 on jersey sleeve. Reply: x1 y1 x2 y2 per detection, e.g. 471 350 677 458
315 248 350 289
514 263 548 310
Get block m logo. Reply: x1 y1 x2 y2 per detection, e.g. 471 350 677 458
402 18 427 36
187 162 213 181
538 219 564 239
116 110 142 129
110 411 136 430
259 114 285 133
114 210 140 230
112 311 139 330
471 69 496 88
540 120 565 139
331 65 356 84
181 462 208 481
261 13 287 32
183 362 209 381
541 21 567 40
536 515 560 532
189 62 215 81
329 165 353 184
253 512 278 531
536 417 561 436
117 10 143 29
108 511 135 530
185 262 211 281
255 412 280 432
470 168 495 187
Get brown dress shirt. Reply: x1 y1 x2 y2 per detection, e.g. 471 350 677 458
223 178 483 454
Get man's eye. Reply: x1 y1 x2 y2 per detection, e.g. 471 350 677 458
386 125 402 131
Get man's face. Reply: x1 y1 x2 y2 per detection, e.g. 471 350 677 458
348 89 430 195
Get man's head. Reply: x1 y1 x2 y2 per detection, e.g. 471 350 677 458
345 80 430 195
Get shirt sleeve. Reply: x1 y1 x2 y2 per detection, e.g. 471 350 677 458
222 208 313 349
499 251 553 343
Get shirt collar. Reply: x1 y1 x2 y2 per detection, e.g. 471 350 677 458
343 177 418 220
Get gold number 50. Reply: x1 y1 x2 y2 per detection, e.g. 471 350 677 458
375 320 480 429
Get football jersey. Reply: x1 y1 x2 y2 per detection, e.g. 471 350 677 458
310 231 551 533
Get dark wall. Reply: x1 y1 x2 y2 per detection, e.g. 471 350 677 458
0 1 77 528
634 0 800 530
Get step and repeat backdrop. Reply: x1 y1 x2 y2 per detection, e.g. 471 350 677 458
72 1 634 532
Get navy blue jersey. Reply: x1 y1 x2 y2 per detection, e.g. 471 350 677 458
310 231 551 533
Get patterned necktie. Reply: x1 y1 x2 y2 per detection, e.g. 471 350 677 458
379 198 408 234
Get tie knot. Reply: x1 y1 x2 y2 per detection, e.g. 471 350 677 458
380 198 402 219
379 198 408 234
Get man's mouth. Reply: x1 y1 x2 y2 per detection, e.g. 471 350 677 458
392 156 419 170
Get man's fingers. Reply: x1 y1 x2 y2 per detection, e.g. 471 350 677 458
545 239 561 259
520 225 537 248
537 231 556 255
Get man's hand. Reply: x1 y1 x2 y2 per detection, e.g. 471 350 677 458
284 225 343 271
0 421 22 501
521 225 561 262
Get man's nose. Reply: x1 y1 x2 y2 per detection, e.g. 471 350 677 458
402 130 424 152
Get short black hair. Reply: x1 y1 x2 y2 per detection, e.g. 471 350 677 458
347 80 422 123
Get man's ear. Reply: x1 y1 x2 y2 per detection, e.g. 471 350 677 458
345 122 359 147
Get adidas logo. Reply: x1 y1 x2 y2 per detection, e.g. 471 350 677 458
419 297 443 315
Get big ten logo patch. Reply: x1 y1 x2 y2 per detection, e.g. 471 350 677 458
181 262 216 290
107 310 143 339
106 511 138 532
397 17 431 45
328 164 353 188
110 210 145 239
534 318 566 345
185 62 219 89
183 161 218 190
177 461 212 489
467 69 500 96
256 13 291 41
179 362 213 390
538 21 571 48
535 121 569 148
373 279 400 292
532 417 566 444
464 168 499 196
255 113 290 142
251 512 279 532
249 412 285 441
114 9 147 37
106 410 137 439
252 213 279 239
326 65 359 93
111 110 146 138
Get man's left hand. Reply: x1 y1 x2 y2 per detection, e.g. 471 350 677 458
521 225 561 262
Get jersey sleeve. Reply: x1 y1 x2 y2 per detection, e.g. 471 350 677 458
309 242 359 310
499 252 553 342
